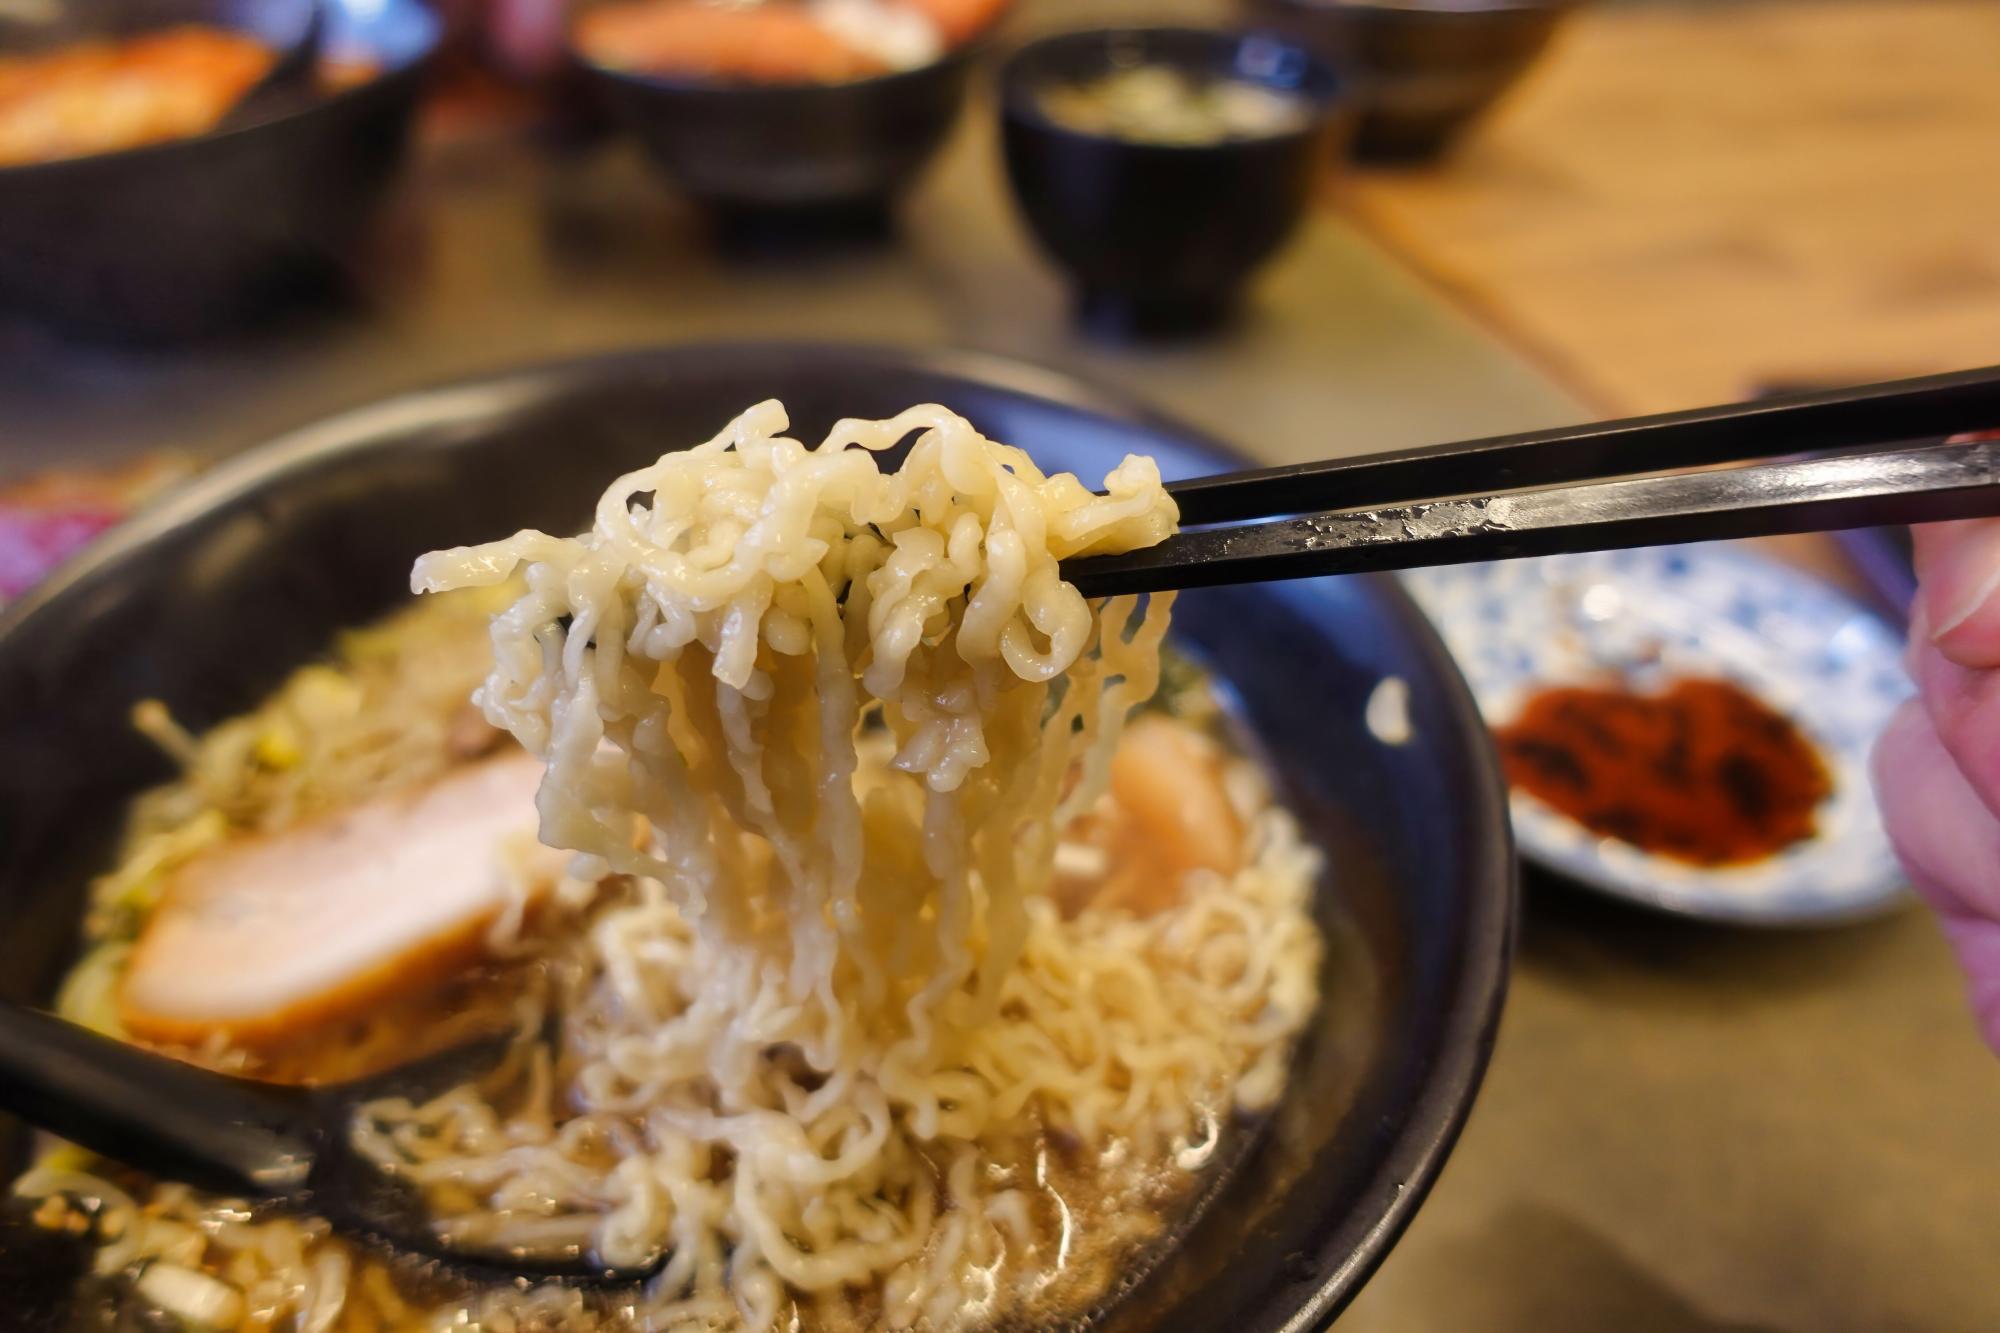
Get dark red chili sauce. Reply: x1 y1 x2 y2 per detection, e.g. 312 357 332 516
1493 675 1834 866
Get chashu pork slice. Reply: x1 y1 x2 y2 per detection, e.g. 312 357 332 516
121 752 568 1046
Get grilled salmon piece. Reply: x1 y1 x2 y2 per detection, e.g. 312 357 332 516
573 2 885 84
1055 714 1245 917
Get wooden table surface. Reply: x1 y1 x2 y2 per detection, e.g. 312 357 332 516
1346 0 2000 418
1334 12 2000 1330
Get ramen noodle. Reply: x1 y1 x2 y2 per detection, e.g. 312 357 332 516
16 402 1323 1331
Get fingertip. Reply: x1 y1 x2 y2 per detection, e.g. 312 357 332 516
1939 915 2000 1059
1870 699 1929 798
1979 987 2000 1060
1910 640 2000 818
1871 699 2000 922
1912 519 2000 668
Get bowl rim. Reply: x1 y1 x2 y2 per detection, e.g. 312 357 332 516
563 4 997 98
0 0 441 185
997 23 1346 155
0 340 1516 1328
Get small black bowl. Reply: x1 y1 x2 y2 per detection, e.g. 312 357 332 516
572 25 981 231
0 0 440 344
999 27 1345 340
1243 0 1576 162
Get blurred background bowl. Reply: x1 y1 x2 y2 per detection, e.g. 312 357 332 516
0 0 441 344
0 0 316 58
1242 0 1575 162
569 18 985 231
999 26 1345 340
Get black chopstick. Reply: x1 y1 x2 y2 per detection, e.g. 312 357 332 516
1069 438 2000 596
1161 363 2000 526
1063 368 2000 598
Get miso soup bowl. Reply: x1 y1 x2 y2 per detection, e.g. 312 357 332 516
1000 27 1348 339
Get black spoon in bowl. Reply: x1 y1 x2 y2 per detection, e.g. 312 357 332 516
0 1002 667 1285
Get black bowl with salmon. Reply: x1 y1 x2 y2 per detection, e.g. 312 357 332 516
0 343 1513 1329
568 0 1005 228
0 0 439 343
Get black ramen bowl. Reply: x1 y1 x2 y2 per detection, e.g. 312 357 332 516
0 343 1513 1329
570 20 983 231
0 0 439 344
999 27 1346 340
1243 0 1575 162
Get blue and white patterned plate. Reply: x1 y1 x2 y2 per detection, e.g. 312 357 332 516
1402 544 1914 925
